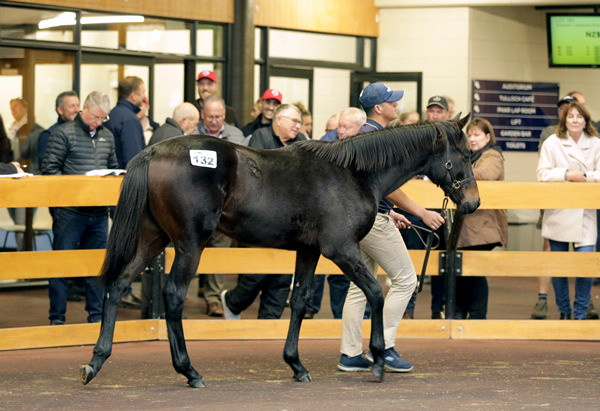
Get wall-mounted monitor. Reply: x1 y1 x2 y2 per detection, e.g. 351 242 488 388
547 13 600 68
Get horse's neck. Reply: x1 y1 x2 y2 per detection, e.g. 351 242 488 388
369 152 429 199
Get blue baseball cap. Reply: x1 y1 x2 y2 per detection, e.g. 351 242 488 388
359 83 404 109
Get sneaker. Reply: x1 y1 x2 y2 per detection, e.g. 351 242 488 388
220 290 240 320
337 353 373 372
559 312 571 320
531 300 548 319
586 302 599 320
431 311 445 319
366 348 413 373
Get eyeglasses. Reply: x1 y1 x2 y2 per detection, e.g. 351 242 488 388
84 110 109 122
204 115 224 122
281 115 302 126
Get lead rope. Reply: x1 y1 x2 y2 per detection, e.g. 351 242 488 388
417 196 449 293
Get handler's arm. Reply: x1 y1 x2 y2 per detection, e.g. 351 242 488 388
386 188 445 230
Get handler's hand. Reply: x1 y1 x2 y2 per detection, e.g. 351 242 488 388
389 210 411 229
421 210 445 230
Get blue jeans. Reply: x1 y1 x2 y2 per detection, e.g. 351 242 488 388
549 240 594 320
48 208 108 324
307 274 350 319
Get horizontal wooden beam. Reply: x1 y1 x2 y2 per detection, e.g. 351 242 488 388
254 0 379 37
0 248 597 281
0 175 122 207
1 176 600 208
2 318 598 351
9 0 235 23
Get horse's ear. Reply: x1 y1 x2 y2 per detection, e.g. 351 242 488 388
456 112 471 129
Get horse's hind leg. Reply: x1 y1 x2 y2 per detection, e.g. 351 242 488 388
81 226 167 385
164 245 205 388
81 253 159 384
283 249 320 382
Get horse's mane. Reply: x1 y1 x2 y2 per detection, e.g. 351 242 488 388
296 121 461 171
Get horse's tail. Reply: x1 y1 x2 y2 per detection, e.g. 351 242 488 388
99 150 152 287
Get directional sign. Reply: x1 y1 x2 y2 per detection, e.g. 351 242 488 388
471 80 559 151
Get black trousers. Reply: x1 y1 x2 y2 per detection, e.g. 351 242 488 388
455 243 498 319
225 273 292 319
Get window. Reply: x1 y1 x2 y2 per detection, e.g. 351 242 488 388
0 6 75 43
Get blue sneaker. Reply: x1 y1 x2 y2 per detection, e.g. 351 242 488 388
366 348 413 373
337 353 373 372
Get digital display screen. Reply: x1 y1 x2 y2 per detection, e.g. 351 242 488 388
547 14 600 67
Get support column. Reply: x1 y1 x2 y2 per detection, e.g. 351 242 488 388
230 0 255 127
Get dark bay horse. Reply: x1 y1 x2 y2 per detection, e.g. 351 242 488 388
81 115 480 388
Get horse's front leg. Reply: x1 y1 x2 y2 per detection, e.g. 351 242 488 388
283 249 320 382
81 257 148 385
164 249 205 388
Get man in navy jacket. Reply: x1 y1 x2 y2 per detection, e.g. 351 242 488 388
104 76 146 169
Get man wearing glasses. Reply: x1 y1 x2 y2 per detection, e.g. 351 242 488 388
42 91 118 326
196 95 247 317
246 103 307 149
220 103 307 320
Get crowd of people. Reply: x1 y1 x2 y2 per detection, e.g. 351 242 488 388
1 70 599 374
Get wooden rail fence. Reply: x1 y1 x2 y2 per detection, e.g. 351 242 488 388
1 176 599 350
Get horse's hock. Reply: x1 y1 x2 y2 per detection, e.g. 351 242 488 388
1 176 600 350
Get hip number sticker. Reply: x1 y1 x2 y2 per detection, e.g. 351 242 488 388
189 150 217 168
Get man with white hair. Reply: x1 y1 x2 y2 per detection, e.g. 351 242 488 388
321 107 366 142
148 102 200 145
42 90 118 325
305 107 367 320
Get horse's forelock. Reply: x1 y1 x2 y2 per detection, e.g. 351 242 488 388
296 122 440 171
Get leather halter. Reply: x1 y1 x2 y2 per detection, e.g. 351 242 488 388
443 135 474 197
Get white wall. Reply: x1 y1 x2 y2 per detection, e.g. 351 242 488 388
378 5 600 182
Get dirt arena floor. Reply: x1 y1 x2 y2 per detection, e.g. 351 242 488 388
1 339 599 410
1 276 599 409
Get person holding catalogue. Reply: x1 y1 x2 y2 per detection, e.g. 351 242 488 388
42 91 118 325
537 100 600 320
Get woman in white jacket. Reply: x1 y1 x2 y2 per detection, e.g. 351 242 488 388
537 101 600 320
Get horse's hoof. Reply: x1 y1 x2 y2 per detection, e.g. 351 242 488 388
293 372 312 383
80 364 95 385
373 364 384 382
188 376 207 388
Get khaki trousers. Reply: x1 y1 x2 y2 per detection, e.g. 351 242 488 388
340 213 417 357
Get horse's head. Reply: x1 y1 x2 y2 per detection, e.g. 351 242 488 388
425 114 480 214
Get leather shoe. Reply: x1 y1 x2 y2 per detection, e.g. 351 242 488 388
207 302 224 317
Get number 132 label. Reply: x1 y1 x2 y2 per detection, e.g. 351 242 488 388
190 150 217 168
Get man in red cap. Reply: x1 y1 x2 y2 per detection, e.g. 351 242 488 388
192 69 238 127
193 70 219 114
241 89 282 137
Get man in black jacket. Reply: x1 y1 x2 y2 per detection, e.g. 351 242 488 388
42 90 118 325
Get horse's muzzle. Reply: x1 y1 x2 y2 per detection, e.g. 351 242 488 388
459 197 480 214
